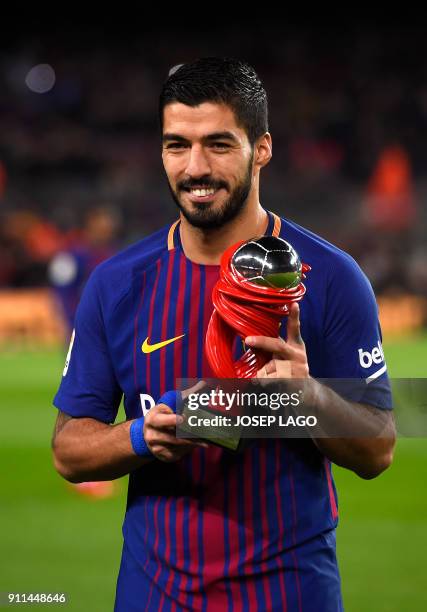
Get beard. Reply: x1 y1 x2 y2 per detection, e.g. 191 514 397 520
167 152 254 230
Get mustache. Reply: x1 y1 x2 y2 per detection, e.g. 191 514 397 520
177 177 228 191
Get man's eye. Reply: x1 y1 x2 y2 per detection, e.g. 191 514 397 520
166 143 186 149
212 142 230 149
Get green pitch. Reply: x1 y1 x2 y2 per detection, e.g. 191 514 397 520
0 334 426 611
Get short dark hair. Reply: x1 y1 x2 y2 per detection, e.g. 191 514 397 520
159 57 268 146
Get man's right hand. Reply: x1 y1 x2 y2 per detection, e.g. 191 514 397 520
143 403 208 463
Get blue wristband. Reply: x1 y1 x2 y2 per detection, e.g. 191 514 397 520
130 417 152 457
130 390 182 457
157 389 182 413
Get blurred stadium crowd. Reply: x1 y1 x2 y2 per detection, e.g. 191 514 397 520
0 26 426 307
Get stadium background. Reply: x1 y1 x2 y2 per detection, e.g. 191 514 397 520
1 23 426 611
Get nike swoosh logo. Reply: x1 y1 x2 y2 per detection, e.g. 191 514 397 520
141 334 185 354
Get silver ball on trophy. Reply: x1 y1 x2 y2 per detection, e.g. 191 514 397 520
231 236 302 289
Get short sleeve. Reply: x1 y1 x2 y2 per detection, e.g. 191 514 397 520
322 254 392 410
53 269 123 423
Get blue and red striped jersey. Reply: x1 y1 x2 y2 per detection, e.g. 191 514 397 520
53 210 391 610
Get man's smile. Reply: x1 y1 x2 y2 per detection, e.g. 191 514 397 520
184 186 224 203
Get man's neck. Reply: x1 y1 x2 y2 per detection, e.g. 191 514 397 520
179 203 269 265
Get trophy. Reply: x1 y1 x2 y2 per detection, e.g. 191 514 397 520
178 235 311 450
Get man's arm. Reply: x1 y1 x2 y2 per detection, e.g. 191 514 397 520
245 303 396 480
51 411 151 483
52 405 208 483
297 379 396 479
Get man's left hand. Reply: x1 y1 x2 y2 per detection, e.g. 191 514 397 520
244 302 309 380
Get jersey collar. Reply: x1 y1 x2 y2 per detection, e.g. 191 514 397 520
167 209 281 251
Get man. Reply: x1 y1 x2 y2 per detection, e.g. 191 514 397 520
52 58 396 611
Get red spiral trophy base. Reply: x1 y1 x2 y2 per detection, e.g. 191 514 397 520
179 236 311 451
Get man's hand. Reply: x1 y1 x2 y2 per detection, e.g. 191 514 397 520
52 384 211 482
143 404 208 463
245 302 309 380
244 301 396 479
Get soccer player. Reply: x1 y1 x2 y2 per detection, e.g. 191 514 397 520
51 58 396 611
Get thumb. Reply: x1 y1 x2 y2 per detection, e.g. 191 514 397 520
156 403 174 414
287 303 304 345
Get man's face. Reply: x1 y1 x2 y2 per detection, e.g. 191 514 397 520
162 102 254 229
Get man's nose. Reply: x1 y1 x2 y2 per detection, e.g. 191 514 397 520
184 145 211 178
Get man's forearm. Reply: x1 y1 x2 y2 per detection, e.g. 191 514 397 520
52 415 152 483
304 378 396 479
245 309 396 480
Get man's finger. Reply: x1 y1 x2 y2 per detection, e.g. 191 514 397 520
257 359 292 379
264 360 277 375
245 335 294 358
148 409 184 429
287 303 304 345
148 432 201 447
155 404 174 414
182 380 207 399
256 361 275 379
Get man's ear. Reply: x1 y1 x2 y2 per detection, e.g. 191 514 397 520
254 132 272 170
